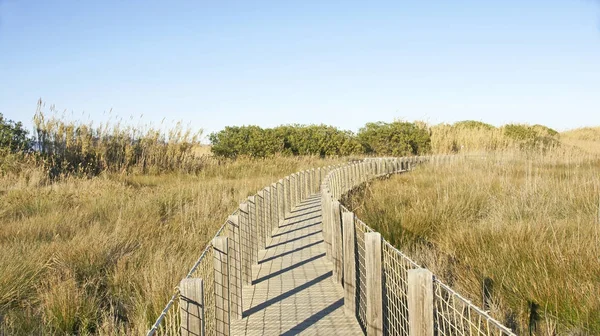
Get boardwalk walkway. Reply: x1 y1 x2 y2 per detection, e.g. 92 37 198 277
231 194 364 335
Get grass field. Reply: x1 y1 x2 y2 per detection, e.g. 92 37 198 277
0 156 341 335
343 148 600 335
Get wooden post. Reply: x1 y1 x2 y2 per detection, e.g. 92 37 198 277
278 180 285 225
305 170 310 197
213 237 230 335
180 278 205 336
284 176 290 215
365 232 383 336
256 190 266 249
322 191 331 261
238 204 252 285
272 183 279 229
407 269 434 336
342 211 357 317
331 200 343 285
297 172 302 203
291 174 297 207
227 215 243 320
247 196 258 264
301 171 305 201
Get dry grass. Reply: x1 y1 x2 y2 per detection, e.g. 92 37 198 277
561 127 600 156
0 156 342 335
343 150 600 335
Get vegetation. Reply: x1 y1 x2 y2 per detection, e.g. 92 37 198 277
429 121 560 154
342 150 600 335
209 121 431 158
0 113 31 153
0 154 341 335
209 124 363 158
31 101 205 178
357 121 431 156
1 102 597 335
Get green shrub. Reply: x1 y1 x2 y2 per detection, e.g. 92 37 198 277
357 121 431 156
209 126 282 158
0 113 31 153
453 120 495 130
210 124 363 158
503 124 560 151
503 124 538 142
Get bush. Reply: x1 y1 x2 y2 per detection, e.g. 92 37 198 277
453 120 495 130
357 121 431 156
210 124 364 158
503 124 560 152
209 126 282 158
0 113 31 153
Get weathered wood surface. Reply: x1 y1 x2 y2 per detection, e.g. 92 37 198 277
231 194 363 335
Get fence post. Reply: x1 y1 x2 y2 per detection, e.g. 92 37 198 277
331 200 343 285
256 190 266 249
285 176 291 214
238 203 252 285
291 173 297 207
301 171 305 201
278 179 285 225
180 278 205 336
342 211 356 317
227 215 243 320
213 237 230 335
407 269 434 336
305 170 310 197
365 232 383 336
247 196 259 264
322 191 331 260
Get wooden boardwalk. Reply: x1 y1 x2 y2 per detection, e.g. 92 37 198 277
231 194 364 335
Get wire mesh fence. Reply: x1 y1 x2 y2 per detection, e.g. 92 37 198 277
322 157 516 336
148 166 336 335
149 157 514 336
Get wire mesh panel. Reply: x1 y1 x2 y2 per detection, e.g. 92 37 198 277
434 280 515 336
381 242 420 336
354 218 373 332
322 157 514 336
151 291 181 336
189 248 216 335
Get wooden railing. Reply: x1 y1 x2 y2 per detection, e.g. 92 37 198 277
148 156 516 336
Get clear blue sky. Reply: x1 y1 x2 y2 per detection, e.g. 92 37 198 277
1 0 599 140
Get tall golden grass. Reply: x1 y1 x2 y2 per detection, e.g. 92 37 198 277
343 148 600 335
32 100 205 178
0 154 342 335
428 122 560 154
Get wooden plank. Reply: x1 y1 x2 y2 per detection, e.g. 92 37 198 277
365 232 383 336
342 211 357 317
213 236 230 335
407 269 434 336
230 195 363 335
180 278 205 336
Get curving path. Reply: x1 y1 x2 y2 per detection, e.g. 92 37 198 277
231 194 363 335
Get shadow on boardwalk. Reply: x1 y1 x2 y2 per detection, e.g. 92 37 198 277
231 194 364 335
